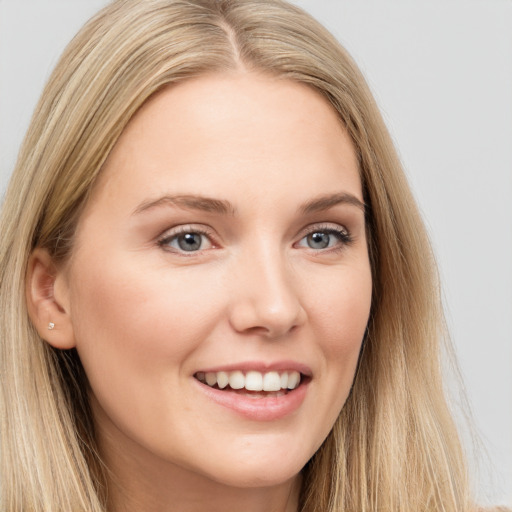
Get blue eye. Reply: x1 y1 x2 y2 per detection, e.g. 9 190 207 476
175 232 203 251
298 227 351 251
159 229 213 253
306 232 331 249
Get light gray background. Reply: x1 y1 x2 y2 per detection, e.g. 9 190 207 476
1 0 511 506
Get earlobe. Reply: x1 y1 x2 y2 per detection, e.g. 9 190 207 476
26 248 76 349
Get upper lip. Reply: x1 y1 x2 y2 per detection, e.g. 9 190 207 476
195 360 313 377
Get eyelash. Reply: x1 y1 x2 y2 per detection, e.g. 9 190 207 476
157 225 217 255
156 223 353 255
297 224 353 254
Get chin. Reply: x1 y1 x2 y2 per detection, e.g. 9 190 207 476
196 456 306 489
212 470 301 490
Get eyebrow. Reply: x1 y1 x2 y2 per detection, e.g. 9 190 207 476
133 194 237 216
299 192 366 215
133 191 365 217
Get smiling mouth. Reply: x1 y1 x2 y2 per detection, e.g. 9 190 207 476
194 370 304 398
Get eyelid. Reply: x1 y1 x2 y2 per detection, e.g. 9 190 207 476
157 224 218 253
295 222 353 251
298 222 349 238
155 222 353 255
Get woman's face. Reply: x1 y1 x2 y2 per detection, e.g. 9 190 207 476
60 72 372 488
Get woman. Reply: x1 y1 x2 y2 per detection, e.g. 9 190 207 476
0 0 485 510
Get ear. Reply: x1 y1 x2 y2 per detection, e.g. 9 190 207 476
26 248 76 349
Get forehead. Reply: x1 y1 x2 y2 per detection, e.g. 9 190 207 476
86 71 362 214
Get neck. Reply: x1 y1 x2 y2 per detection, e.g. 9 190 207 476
105 449 302 512
108 469 302 512
96 412 302 512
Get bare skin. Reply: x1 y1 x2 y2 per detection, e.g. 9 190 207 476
28 72 372 512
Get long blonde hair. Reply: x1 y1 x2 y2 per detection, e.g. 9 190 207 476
0 0 471 510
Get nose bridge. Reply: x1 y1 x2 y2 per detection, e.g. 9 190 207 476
228 240 305 337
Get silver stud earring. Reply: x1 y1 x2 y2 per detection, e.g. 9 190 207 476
48 322 55 330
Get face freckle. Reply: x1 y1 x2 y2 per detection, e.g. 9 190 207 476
64 71 372 490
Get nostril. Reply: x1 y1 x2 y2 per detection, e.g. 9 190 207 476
245 325 275 336
226 261 308 337
229 301 306 338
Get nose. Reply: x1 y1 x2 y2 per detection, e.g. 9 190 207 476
228 247 307 339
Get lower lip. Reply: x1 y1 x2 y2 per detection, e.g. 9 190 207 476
195 379 309 421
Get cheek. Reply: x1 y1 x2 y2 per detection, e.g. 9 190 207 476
311 264 372 404
68 256 223 403
315 261 372 346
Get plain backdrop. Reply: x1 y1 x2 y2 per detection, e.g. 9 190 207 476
1 0 511 506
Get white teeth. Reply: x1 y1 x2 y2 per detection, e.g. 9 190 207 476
229 370 245 390
287 371 300 390
217 371 229 389
197 369 302 392
245 371 263 391
263 371 282 391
